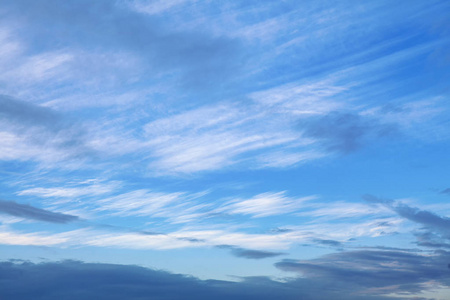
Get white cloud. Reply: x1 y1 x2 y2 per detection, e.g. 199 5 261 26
143 103 314 174
220 192 317 218
296 201 393 220
18 182 118 199
0 27 22 61
0 226 70 246
2 51 73 85
250 78 347 114
94 189 211 224
256 150 325 168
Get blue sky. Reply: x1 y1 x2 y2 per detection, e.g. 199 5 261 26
0 0 450 299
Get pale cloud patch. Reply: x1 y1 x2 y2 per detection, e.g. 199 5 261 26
0 27 22 61
220 192 317 218
280 218 404 243
297 201 394 220
256 150 325 168
249 78 347 115
18 182 118 199
0 226 70 246
94 189 211 224
1 51 73 86
131 0 196 15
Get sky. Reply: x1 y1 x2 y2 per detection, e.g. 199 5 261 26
0 0 450 299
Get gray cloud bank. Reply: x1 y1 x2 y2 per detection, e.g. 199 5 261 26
0 260 409 300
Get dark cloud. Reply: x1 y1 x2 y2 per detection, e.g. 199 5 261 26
216 245 285 259
301 112 398 153
312 238 343 247
276 249 450 296
415 232 450 249
0 199 78 223
363 194 450 234
364 194 450 255
0 260 400 300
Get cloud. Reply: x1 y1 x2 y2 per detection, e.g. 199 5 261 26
276 249 450 296
363 194 450 257
0 260 407 300
311 238 343 247
131 0 196 15
94 189 212 224
296 200 392 220
143 103 303 174
363 195 450 234
2 0 244 91
219 192 316 218
0 95 94 163
18 181 118 199
301 111 398 153
216 245 285 259
0 95 62 129
0 200 79 224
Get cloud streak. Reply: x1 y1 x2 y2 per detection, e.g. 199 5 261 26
363 194 450 234
0 200 79 224
216 245 285 259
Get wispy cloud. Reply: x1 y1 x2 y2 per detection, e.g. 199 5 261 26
131 0 196 15
296 201 392 220
219 192 316 218
143 103 304 173
18 181 118 199
95 190 197 220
